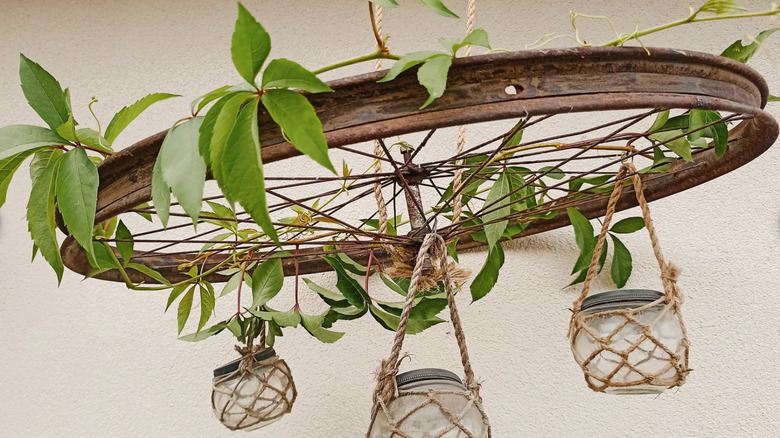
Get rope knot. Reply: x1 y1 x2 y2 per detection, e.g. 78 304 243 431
662 262 681 283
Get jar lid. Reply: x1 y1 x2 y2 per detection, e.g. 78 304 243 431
213 347 276 377
581 289 665 311
396 368 463 388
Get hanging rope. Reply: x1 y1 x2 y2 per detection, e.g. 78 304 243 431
449 0 477 241
369 232 490 437
568 162 690 392
370 2 391 239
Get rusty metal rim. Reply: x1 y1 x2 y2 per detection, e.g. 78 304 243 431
58 47 778 284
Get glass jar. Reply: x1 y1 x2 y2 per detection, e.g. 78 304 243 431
211 348 296 431
573 289 685 394
369 368 489 438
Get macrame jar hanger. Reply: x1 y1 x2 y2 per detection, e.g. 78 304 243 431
369 232 490 437
568 161 691 392
570 162 684 324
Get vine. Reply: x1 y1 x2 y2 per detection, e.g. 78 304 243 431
0 0 777 347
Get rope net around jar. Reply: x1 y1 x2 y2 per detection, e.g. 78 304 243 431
368 233 490 438
568 162 691 393
211 343 298 431
86 106 756 287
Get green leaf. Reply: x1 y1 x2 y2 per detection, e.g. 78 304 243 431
56 89 78 143
698 0 746 14
191 85 232 115
205 92 254 182
177 286 195 334
461 29 491 49
251 258 284 306
74 129 112 153
219 272 242 297
166 284 189 312
711 118 729 158
261 89 335 173
0 125 66 161
610 234 632 288
568 175 612 193
231 3 271 85
56 148 99 264
322 255 367 308
221 98 279 243
104 93 178 144
179 321 227 342
304 278 350 307
418 0 459 18
438 37 462 54
720 28 779 63
87 241 119 272
504 120 524 147
610 217 645 234
648 110 670 132
568 208 597 274
370 304 400 331
203 201 237 231
380 274 408 296
369 304 442 334
116 220 133 264
335 252 369 275
19 54 70 130
539 166 565 180
482 173 511 250
151 146 171 228
769 94 779 102
26 151 64 282
262 59 333 93
567 208 594 253
417 55 453 109
133 203 153 222
687 109 707 142
370 0 399 6
379 51 442 82
445 29 491 55
300 312 345 343
690 110 729 158
650 130 692 162
447 237 459 263
198 283 216 332
29 148 60 183
159 117 206 223
0 150 35 208
125 263 172 285
598 238 609 274
381 297 448 320
470 243 504 302
251 308 301 327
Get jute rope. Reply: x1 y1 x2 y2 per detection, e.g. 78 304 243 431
449 0 477 240
371 2 391 240
369 233 490 437
568 162 690 392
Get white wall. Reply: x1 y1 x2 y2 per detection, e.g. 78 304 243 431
1 1 779 436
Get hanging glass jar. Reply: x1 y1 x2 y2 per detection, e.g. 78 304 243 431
568 162 690 394
368 234 491 438
211 347 297 431
369 368 489 437
572 289 687 394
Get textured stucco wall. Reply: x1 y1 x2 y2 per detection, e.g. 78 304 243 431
1 1 779 436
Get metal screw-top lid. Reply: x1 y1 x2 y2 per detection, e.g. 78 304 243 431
581 289 665 311
396 368 463 388
213 347 276 377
